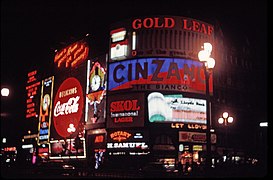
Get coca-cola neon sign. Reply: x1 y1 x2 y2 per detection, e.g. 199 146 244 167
54 96 80 117
53 77 83 138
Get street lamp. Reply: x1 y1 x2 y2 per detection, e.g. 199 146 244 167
67 123 76 156
1 87 10 97
198 42 215 170
218 112 234 149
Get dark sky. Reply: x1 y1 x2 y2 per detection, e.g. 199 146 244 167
1 0 268 145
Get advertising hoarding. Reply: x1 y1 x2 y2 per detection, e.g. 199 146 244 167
86 55 107 128
107 129 149 156
108 57 212 94
26 70 41 119
179 131 217 144
52 77 84 138
107 93 145 128
50 76 87 159
54 40 89 68
49 138 86 159
38 76 54 145
148 92 206 124
109 16 215 62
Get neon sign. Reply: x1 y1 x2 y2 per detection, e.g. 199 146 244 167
86 60 107 125
107 130 149 155
107 94 144 128
171 123 207 130
54 40 89 68
132 17 214 35
26 70 40 119
110 131 132 142
107 142 148 149
53 77 83 138
179 131 206 143
108 57 213 94
110 28 128 60
54 96 80 117
148 92 207 124
38 76 54 145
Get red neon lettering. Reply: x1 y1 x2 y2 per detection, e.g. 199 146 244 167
143 18 154 28
114 117 133 123
200 24 207 34
165 17 175 28
95 135 104 143
154 17 164 28
132 17 175 30
110 100 140 112
183 19 213 35
208 25 214 35
183 19 192 31
192 21 200 32
132 19 142 29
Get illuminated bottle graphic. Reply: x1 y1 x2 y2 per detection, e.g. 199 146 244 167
148 92 171 122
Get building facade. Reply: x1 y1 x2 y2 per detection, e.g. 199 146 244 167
20 15 258 172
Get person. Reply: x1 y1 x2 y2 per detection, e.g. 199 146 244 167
185 161 190 174
177 160 183 174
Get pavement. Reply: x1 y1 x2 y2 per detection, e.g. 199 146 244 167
1 163 268 179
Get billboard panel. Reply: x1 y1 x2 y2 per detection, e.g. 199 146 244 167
179 131 217 144
49 137 86 159
148 92 206 124
38 76 54 145
50 76 87 159
52 77 84 138
107 93 145 128
86 55 107 128
108 57 212 94
26 70 41 119
107 129 149 156
54 40 89 68
109 16 215 62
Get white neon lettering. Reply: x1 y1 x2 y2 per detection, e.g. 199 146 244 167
54 96 80 117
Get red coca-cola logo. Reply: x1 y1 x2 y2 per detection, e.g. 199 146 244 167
53 77 83 138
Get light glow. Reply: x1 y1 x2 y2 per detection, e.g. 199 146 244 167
207 58 215 69
198 42 215 69
218 117 224 124
111 30 126 42
1 88 9 97
132 31 136 50
259 122 268 127
67 123 76 133
198 50 209 61
227 117 234 123
223 112 229 119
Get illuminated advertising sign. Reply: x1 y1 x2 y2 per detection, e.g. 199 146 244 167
179 131 217 144
26 70 41 119
148 92 206 124
86 56 107 127
179 131 206 143
107 129 149 155
107 93 145 128
109 16 214 61
131 17 213 34
170 122 207 130
49 138 86 159
38 76 54 145
89 133 106 150
110 28 128 60
4 147 16 152
108 57 212 94
54 40 89 68
52 77 84 138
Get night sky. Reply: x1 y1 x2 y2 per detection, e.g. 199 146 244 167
1 0 268 146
